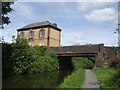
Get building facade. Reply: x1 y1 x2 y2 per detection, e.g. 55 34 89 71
17 21 61 47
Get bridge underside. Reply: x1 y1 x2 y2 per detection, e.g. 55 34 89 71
58 57 74 70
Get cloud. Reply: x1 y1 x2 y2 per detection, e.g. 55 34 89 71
77 0 118 12
61 27 117 46
78 2 90 11
85 7 117 22
78 2 103 11
13 2 36 20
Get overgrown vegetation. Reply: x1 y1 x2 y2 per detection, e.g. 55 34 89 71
94 68 118 88
59 68 85 88
2 38 59 76
28 49 59 73
10 38 32 75
72 57 94 70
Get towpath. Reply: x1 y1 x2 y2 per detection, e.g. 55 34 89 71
82 69 100 90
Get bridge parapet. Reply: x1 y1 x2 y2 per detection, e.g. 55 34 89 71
47 44 116 67
47 44 104 54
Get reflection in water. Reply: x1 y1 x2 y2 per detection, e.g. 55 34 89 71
2 70 72 88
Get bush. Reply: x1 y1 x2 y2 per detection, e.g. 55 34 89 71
9 38 32 75
30 46 47 56
6 38 59 75
72 57 94 70
28 51 59 73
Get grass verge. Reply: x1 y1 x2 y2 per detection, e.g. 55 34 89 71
93 68 118 88
59 68 85 88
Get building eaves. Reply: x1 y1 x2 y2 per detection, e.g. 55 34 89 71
17 21 61 31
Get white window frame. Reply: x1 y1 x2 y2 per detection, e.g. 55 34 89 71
29 30 34 38
20 31 24 38
39 29 45 37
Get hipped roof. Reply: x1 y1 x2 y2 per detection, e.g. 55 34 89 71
17 21 61 31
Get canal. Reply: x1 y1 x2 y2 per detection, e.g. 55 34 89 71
2 70 72 88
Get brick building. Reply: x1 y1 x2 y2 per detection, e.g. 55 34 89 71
17 21 61 47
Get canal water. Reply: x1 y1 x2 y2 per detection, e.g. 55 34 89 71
2 70 72 88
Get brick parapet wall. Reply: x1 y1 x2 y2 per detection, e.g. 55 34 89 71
47 44 103 54
47 44 116 67
94 46 116 67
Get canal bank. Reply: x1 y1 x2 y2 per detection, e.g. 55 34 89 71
2 70 72 88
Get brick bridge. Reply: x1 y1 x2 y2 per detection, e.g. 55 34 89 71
47 44 116 67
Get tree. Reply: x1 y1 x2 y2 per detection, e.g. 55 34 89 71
10 38 32 74
1 2 14 29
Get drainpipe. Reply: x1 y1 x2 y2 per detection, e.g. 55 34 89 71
47 27 50 47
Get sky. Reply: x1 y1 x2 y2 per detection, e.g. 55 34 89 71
1 0 119 46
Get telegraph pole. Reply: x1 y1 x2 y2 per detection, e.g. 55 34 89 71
115 24 120 47
118 24 120 47
118 2 120 47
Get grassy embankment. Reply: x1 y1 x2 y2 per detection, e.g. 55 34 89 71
59 68 85 88
94 68 119 88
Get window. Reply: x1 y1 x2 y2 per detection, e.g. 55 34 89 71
39 29 45 37
29 43 33 47
20 31 24 38
29 30 34 38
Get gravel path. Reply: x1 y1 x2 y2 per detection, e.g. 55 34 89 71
82 69 100 89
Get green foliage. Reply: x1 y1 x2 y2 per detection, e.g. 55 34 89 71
12 38 29 49
30 46 47 56
8 38 59 75
72 57 94 70
3 38 59 75
10 38 31 75
2 2 14 28
59 69 85 88
94 68 119 88
88 57 95 63
28 51 59 73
